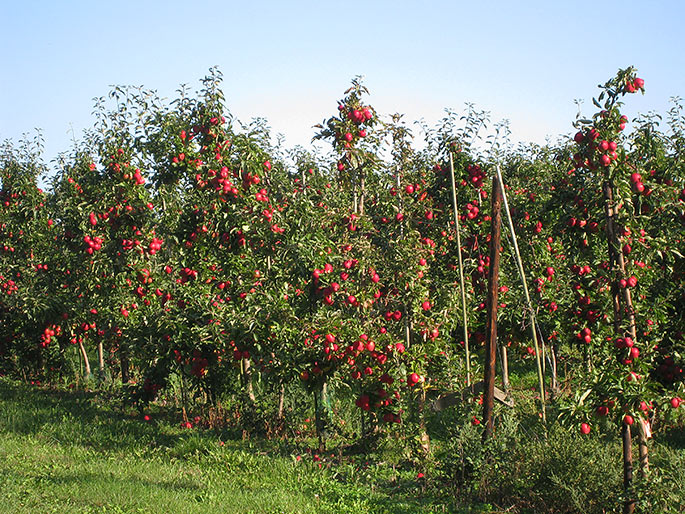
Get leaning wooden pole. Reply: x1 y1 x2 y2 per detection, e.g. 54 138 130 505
494 163 546 423
483 175 503 441
449 152 471 387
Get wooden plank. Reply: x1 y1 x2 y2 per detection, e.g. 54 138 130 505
431 380 514 411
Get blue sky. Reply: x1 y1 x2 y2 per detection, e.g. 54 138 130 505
2 0 684 171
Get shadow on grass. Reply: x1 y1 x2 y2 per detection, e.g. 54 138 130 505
0 379 181 453
3 465 205 494
659 425 685 450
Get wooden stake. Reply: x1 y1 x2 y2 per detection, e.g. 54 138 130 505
448 152 471 386
359 169 365 216
499 344 510 393
494 163 546 423
483 176 502 441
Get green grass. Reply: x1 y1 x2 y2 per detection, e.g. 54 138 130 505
3 377 684 513
0 378 487 514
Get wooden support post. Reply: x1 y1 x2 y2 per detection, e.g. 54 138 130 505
495 163 546 422
449 152 471 386
359 169 365 215
499 343 510 393
483 176 503 441
623 423 635 514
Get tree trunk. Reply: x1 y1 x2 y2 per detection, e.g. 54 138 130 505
538 323 558 396
483 176 503 441
36 344 45 376
623 423 635 514
638 418 650 477
97 340 105 382
78 339 91 379
585 345 592 374
360 393 366 438
180 372 188 423
277 383 285 420
418 387 430 453
604 180 642 513
242 358 256 404
120 345 130 383
314 383 326 453
549 342 560 396
603 180 638 340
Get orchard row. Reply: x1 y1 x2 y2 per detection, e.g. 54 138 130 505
1 68 684 446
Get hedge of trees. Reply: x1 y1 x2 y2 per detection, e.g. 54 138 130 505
1 67 684 512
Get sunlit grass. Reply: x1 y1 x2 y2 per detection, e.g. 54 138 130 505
0 378 480 514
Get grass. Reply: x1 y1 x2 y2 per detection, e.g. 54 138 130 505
2 376 684 513
0 378 488 513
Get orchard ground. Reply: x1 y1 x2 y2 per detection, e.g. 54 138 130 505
1 372 684 513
